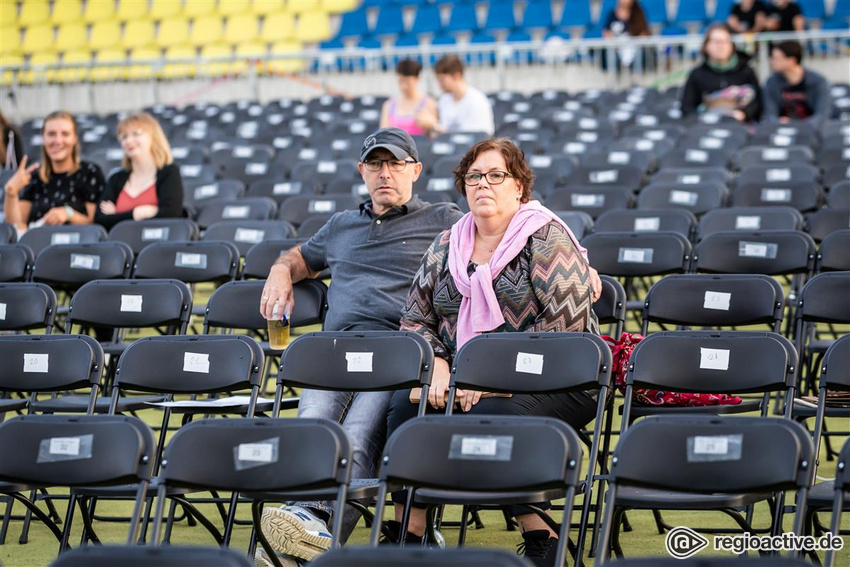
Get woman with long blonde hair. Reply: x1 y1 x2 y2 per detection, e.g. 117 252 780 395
95 111 184 229
3 110 104 233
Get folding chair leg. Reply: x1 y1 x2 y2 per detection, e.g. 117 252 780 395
0 495 13 544
18 488 38 544
59 495 77 553
651 509 666 534
458 506 470 546
6 492 64 543
162 499 180 544
77 496 101 545
222 492 240 545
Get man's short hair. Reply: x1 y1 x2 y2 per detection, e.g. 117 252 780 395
773 40 803 64
434 54 464 76
396 59 421 77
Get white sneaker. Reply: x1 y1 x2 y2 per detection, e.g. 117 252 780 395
253 547 305 567
260 505 333 561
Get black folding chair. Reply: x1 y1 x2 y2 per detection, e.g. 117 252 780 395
637 183 727 216
595 275 627 338
311 547 533 567
732 181 824 213
696 207 803 241
596 416 814 563
0 282 57 333
595 209 696 241
202 220 297 257
0 221 15 243
546 186 635 219
0 243 34 282
134 240 240 284
50 545 253 567
806 208 850 243
824 435 850 567
107 218 200 256
195 197 278 229
32 241 133 289
277 195 361 230
18 225 107 256
817 229 850 272
241 239 305 280
183 179 245 207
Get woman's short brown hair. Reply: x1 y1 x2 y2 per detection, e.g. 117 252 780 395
453 138 534 203
701 22 735 59
396 58 422 77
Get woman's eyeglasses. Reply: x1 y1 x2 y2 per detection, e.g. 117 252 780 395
117 129 145 142
463 171 513 186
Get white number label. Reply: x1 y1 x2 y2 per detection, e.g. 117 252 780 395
699 347 730 371
515 352 544 375
120 294 143 312
345 352 373 373
703 291 731 311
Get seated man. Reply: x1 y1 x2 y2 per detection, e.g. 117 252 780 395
430 55 495 136
763 40 831 128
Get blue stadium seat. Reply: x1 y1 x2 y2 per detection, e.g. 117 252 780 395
713 0 736 20
831 0 850 19
643 0 669 24
661 24 689 36
468 32 497 65
798 0 826 20
523 1 553 28
506 30 534 64
484 2 516 31
410 4 442 35
374 5 406 36
674 0 707 24
560 0 592 27
598 0 617 24
445 3 479 33
394 33 420 48
582 26 604 39
429 33 458 64
336 7 370 39
357 37 382 49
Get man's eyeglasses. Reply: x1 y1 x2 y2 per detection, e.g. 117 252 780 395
463 171 513 186
363 159 417 172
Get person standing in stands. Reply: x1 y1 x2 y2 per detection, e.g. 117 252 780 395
728 0 770 33
680 23 762 123
379 59 438 137
430 55 495 136
95 112 184 230
0 110 23 170
765 0 805 32
2 110 104 235
763 40 831 127
601 0 652 72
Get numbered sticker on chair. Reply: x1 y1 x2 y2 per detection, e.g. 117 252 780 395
530 155 552 168
608 151 630 165
194 185 218 200
298 148 318 161
645 129 665 141
234 228 264 243
679 175 701 185
618 248 653 264
843 148 850 161
183 352 210 374
738 241 778 259
638 116 659 127
273 183 297 195
579 118 598 130
238 442 274 463
762 148 788 161
38 434 93 463
590 170 618 184
449 435 513 462
572 194 604 208
519 118 539 130
309 200 335 214
702 113 720 124
703 291 731 311
761 188 791 203
346 352 373 373
50 437 81 456
223 206 250 219
245 163 267 176
51 232 79 245
233 146 253 158
432 142 453 155
23 353 49 373
687 434 742 463
699 347 730 371
565 142 586 154
272 136 291 149
175 252 207 269
181 164 202 178
699 137 723 150
0 302 5 320
317 161 337 174
669 190 698 206
772 134 793 147
735 216 761 230
120 294 143 313
634 217 660 232
515 352 544 375
70 254 100 271
354 184 369 197
429 178 452 192
142 227 168 241
350 122 367 134
578 131 598 143
685 149 709 163
766 168 791 182
636 140 654 152
332 139 350 152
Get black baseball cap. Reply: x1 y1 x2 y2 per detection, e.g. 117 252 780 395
359 127 419 162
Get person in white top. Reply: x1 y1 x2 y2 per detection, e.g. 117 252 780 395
429 55 495 136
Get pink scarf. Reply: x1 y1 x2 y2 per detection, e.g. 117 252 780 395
448 200 589 349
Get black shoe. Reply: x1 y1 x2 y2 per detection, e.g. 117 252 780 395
517 529 558 567
378 521 425 545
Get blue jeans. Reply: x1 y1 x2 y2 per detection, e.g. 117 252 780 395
291 388 393 542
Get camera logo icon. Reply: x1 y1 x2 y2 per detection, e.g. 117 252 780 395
665 526 709 559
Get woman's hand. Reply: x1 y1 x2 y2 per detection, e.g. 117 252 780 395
428 358 452 410
732 110 746 122
99 200 116 214
4 155 39 197
132 205 158 220
42 206 69 225
588 266 602 302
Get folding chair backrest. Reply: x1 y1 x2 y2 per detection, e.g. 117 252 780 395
0 282 57 332
195 197 277 229
826 437 850 566
277 194 361 227
134 240 239 283
806 208 850 242
693 230 815 276
737 164 819 186
50 545 253 567
732 181 824 213
595 208 696 239
545 185 634 218
32 242 134 289
642 274 784 330
204 279 328 332
697 206 803 240
637 182 727 216
0 221 14 244
449 332 612 395
202 220 296 256
0 243 34 281
107 218 200 255
0 334 103 396
594 275 627 334
19 224 107 256
580 231 692 277
821 335 850 392
795 271 850 325
817 229 850 272
379 415 583 493
310 547 532 567
68 279 192 331
241 239 304 279
0 414 155 488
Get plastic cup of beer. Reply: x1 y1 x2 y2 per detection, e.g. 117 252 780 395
268 301 291 350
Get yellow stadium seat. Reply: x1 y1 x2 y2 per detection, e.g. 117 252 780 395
117 0 149 22
156 18 190 48
150 0 182 20
162 45 196 79
183 0 214 18
260 12 294 42
234 40 266 73
1 1 17 27
52 0 83 24
189 15 223 46
223 14 258 45
320 0 358 14
21 23 55 55
25 51 59 83
200 43 233 75
55 23 88 53
218 0 248 17
123 20 156 49
92 47 127 81
89 20 121 50
18 2 49 27
251 0 285 15
293 11 329 43
0 26 21 54
127 47 161 80
56 49 91 82
0 53 23 86
268 40 302 73
83 0 116 23
286 0 315 15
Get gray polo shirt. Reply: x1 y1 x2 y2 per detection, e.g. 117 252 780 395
300 197 463 332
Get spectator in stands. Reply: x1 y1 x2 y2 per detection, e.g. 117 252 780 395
385 138 599 567
431 55 495 136
95 112 184 230
765 0 805 32
728 0 770 33
0 110 23 170
680 23 762 123
2 110 103 235
601 0 652 72
379 59 438 137
763 40 831 127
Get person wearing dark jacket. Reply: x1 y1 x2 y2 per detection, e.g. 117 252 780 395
763 40 831 128
681 23 762 123
95 111 183 230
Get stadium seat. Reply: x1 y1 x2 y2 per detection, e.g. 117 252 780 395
32 241 133 293
410 4 442 36
251 0 286 14
21 23 55 55
798 0 826 20
123 20 156 50
294 11 331 42
127 47 161 80
50 545 253 567
19 224 107 257
195 197 278 229
157 19 191 49
559 0 592 28
673 0 707 24
268 40 305 72
56 50 92 82
335 6 370 39
806 207 850 242
190 15 224 46
1 1 16 27
241 240 304 280
277 194 360 228
51 0 82 24
134 240 240 284
484 2 516 31
55 23 88 54
713 0 737 20
817 229 850 272
445 3 479 33
697 206 804 240
200 44 235 76
312 548 532 567
150 0 182 20
374 4 406 36
108 218 200 255
18 1 49 27
83 0 115 22
522 1 553 29
0 244 34 282
223 13 260 45
183 0 216 18
260 11 295 42
581 231 692 278
203 219 296 256
88 20 121 51
116 0 148 21
162 46 197 79
694 230 816 277
595 209 696 240
0 26 21 55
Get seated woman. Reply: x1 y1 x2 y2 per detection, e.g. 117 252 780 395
601 0 653 72
386 138 599 567
95 111 183 230
3 110 104 234
379 58 438 137
680 23 762 123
